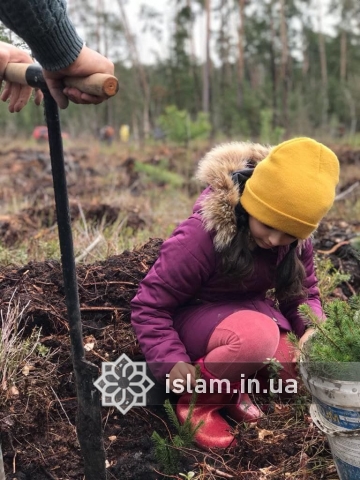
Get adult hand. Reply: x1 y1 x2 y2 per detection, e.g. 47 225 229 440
292 328 316 362
169 361 197 394
42 45 115 109
0 41 42 112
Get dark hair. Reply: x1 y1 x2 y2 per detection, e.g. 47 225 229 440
220 174 306 301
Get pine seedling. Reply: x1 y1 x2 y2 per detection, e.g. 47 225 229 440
263 357 284 399
151 430 181 475
314 256 351 303
298 297 360 380
151 365 204 475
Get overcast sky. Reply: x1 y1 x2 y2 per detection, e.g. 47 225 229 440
122 0 337 65
123 0 206 64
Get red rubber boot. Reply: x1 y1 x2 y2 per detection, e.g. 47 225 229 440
175 357 237 449
225 391 264 423
176 391 236 449
196 357 263 424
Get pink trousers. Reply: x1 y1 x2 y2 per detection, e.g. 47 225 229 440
203 310 297 385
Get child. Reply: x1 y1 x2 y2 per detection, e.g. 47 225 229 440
131 138 339 449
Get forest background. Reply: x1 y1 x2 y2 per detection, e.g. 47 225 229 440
0 3 360 476
1 0 360 146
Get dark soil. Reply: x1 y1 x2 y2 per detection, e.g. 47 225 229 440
0 227 358 479
1 144 360 479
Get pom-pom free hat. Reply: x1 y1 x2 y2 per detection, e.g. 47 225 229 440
240 137 340 239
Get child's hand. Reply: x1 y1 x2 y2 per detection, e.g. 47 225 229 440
169 361 197 394
292 328 316 362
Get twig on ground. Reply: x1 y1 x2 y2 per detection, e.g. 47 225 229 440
50 386 74 428
317 240 350 255
82 281 137 286
79 306 127 312
335 181 359 200
345 281 356 296
75 234 104 263
0 442 5 480
143 407 174 439
152 468 180 479
203 465 234 478
88 349 108 362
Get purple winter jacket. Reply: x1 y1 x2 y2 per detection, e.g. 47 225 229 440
131 142 324 382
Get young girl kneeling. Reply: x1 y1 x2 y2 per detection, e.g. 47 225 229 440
131 137 339 449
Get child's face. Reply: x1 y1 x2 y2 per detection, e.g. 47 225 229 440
248 216 298 249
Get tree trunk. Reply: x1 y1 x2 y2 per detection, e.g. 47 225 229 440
301 23 309 78
186 0 201 111
117 0 151 139
340 29 347 82
186 0 196 62
279 0 289 129
269 0 277 128
202 0 211 114
237 0 246 108
317 1 328 128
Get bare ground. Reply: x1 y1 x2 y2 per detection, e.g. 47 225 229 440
0 143 360 479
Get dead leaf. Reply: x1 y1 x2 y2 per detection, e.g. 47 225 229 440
257 428 273 441
32 284 43 294
299 452 310 469
259 466 274 474
84 342 95 352
9 386 19 396
22 365 35 376
273 403 291 414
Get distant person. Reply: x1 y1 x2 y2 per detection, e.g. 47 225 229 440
99 125 115 145
0 0 114 112
32 125 69 142
119 124 130 143
131 138 340 449
32 125 49 142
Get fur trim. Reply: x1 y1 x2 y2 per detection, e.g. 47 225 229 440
196 142 272 251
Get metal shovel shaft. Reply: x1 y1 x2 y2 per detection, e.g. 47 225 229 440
43 90 107 480
43 91 84 359
3 64 108 480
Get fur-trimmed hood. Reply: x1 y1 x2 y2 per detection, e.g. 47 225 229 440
195 142 272 251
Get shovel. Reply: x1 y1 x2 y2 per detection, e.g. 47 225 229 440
3 63 119 480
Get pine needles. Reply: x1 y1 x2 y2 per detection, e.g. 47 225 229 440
298 297 360 380
152 367 204 475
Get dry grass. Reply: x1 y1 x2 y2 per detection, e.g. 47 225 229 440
0 140 354 479
0 290 47 396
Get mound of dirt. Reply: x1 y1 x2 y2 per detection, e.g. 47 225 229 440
0 202 146 247
0 226 358 480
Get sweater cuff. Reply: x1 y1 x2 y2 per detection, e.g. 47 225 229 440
30 18 83 71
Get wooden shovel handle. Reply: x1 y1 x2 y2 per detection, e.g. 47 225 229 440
4 63 119 97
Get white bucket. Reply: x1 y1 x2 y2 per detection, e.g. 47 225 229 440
310 404 360 480
299 362 360 429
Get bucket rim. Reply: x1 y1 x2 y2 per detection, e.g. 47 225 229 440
310 404 360 437
299 360 360 384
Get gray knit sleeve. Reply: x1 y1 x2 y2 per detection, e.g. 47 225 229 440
0 0 84 71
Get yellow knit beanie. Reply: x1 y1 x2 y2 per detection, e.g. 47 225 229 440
240 137 340 239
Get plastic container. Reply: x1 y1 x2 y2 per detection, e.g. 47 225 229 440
300 362 360 479
299 362 360 429
310 404 360 480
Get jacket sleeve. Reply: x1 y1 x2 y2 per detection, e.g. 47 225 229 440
0 0 83 70
131 215 216 382
278 239 324 337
